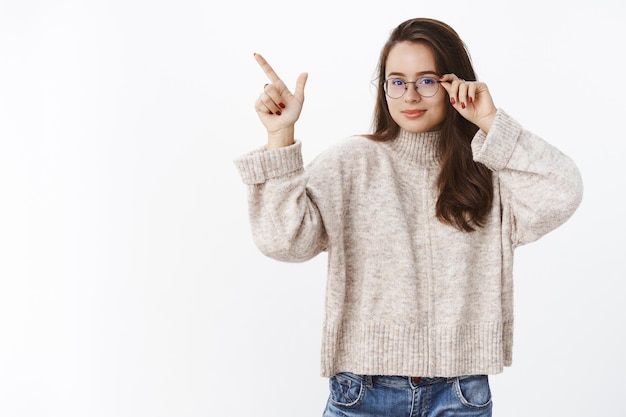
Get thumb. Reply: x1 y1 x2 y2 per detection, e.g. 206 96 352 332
293 72 308 103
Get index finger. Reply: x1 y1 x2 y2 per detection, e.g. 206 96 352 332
254 53 283 84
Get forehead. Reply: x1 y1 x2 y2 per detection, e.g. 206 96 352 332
385 41 437 75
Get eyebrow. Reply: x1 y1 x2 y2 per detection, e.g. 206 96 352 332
386 70 439 78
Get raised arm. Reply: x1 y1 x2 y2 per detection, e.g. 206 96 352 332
234 54 327 262
472 110 583 247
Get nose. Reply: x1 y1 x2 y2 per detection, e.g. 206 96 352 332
403 83 421 102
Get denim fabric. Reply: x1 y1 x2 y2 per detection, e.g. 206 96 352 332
322 373 492 417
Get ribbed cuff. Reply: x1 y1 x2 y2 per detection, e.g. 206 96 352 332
471 109 523 171
233 141 304 185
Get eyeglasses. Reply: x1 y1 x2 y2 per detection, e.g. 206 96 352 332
383 77 441 99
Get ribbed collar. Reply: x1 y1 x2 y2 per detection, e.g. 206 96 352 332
386 129 441 167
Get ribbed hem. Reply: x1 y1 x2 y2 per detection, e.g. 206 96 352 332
233 141 304 185
471 109 522 170
320 321 513 378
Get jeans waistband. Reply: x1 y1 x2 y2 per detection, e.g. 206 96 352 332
342 373 451 388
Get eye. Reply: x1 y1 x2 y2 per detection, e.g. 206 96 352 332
390 78 405 87
418 77 437 86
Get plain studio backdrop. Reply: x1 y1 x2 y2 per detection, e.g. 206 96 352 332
0 0 624 416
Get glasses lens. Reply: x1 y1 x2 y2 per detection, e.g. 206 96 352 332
384 79 405 99
384 77 439 98
416 77 439 97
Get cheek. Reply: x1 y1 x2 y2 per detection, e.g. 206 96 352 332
431 93 448 117
385 98 401 116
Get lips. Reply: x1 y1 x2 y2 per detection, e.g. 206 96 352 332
402 109 426 119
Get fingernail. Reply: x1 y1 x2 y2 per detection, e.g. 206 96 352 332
450 97 456 105
461 102 466 109
469 97 473 104
279 103 285 109
276 110 281 116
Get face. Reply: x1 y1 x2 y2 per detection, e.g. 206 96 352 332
384 41 447 133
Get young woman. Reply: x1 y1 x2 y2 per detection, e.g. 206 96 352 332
235 17 582 417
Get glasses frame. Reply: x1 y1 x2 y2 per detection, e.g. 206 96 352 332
382 76 441 99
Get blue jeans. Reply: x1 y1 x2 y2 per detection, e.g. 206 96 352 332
322 373 492 417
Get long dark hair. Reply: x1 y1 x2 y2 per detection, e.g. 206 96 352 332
366 18 493 232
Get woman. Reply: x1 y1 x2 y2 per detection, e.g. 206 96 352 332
235 17 582 417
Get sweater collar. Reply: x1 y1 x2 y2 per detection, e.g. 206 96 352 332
387 129 441 166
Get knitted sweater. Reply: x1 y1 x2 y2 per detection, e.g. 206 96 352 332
234 109 583 378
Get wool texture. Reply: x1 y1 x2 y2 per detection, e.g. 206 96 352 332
234 109 583 377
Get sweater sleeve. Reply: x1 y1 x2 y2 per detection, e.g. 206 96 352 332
471 109 583 247
233 141 329 262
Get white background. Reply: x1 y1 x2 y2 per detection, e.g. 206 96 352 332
1 0 624 416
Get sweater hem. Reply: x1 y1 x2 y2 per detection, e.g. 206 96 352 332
320 321 513 378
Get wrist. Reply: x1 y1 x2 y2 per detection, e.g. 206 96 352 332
477 110 497 133
267 127 295 150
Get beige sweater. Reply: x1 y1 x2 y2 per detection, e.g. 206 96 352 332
234 109 583 378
